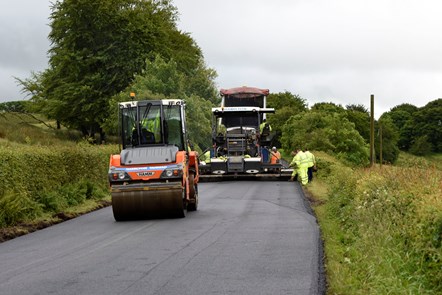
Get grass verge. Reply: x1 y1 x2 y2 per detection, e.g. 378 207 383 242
304 151 442 294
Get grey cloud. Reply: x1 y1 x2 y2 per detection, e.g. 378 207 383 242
1 0 441 119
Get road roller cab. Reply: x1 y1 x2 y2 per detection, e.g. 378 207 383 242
109 99 199 220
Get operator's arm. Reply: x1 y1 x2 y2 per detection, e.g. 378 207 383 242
289 156 297 168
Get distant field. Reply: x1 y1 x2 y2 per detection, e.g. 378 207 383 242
0 112 82 146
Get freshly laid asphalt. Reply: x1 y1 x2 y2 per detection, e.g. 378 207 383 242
0 180 324 295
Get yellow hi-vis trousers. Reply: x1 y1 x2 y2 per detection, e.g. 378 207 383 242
290 151 309 185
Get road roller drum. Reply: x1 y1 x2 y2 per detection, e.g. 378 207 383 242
111 184 185 220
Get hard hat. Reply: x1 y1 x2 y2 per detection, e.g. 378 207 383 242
272 146 277 150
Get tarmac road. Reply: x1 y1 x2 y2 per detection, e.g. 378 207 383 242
0 181 324 295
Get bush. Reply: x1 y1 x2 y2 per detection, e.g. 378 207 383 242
410 135 433 156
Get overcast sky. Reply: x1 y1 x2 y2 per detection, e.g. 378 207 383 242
1 0 441 118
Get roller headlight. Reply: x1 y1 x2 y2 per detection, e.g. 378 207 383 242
161 168 182 178
109 170 131 182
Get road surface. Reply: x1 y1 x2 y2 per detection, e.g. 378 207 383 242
0 181 323 295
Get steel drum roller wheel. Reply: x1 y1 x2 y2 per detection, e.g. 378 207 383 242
180 188 186 218
112 187 185 220
187 173 198 211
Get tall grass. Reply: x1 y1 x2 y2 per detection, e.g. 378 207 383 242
310 151 442 294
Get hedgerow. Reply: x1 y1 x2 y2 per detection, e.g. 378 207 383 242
0 142 117 226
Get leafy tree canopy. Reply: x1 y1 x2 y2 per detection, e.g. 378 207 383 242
281 110 369 166
19 0 214 143
267 91 307 111
389 103 419 115
413 98 442 152
311 102 346 114
346 104 368 113
182 61 218 105
381 99 441 153
345 104 370 143
381 109 414 150
103 55 213 151
375 117 400 163
266 92 307 147
381 103 418 151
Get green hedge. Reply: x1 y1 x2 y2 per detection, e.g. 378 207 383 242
0 143 118 226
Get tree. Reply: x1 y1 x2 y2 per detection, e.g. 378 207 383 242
412 99 442 153
345 104 370 143
182 60 219 104
390 103 419 115
310 102 345 114
384 110 414 150
379 99 441 154
134 54 184 97
103 55 213 150
20 0 207 143
382 103 418 151
267 91 307 112
184 94 212 150
267 91 307 147
346 104 368 113
281 110 369 166
375 117 400 164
